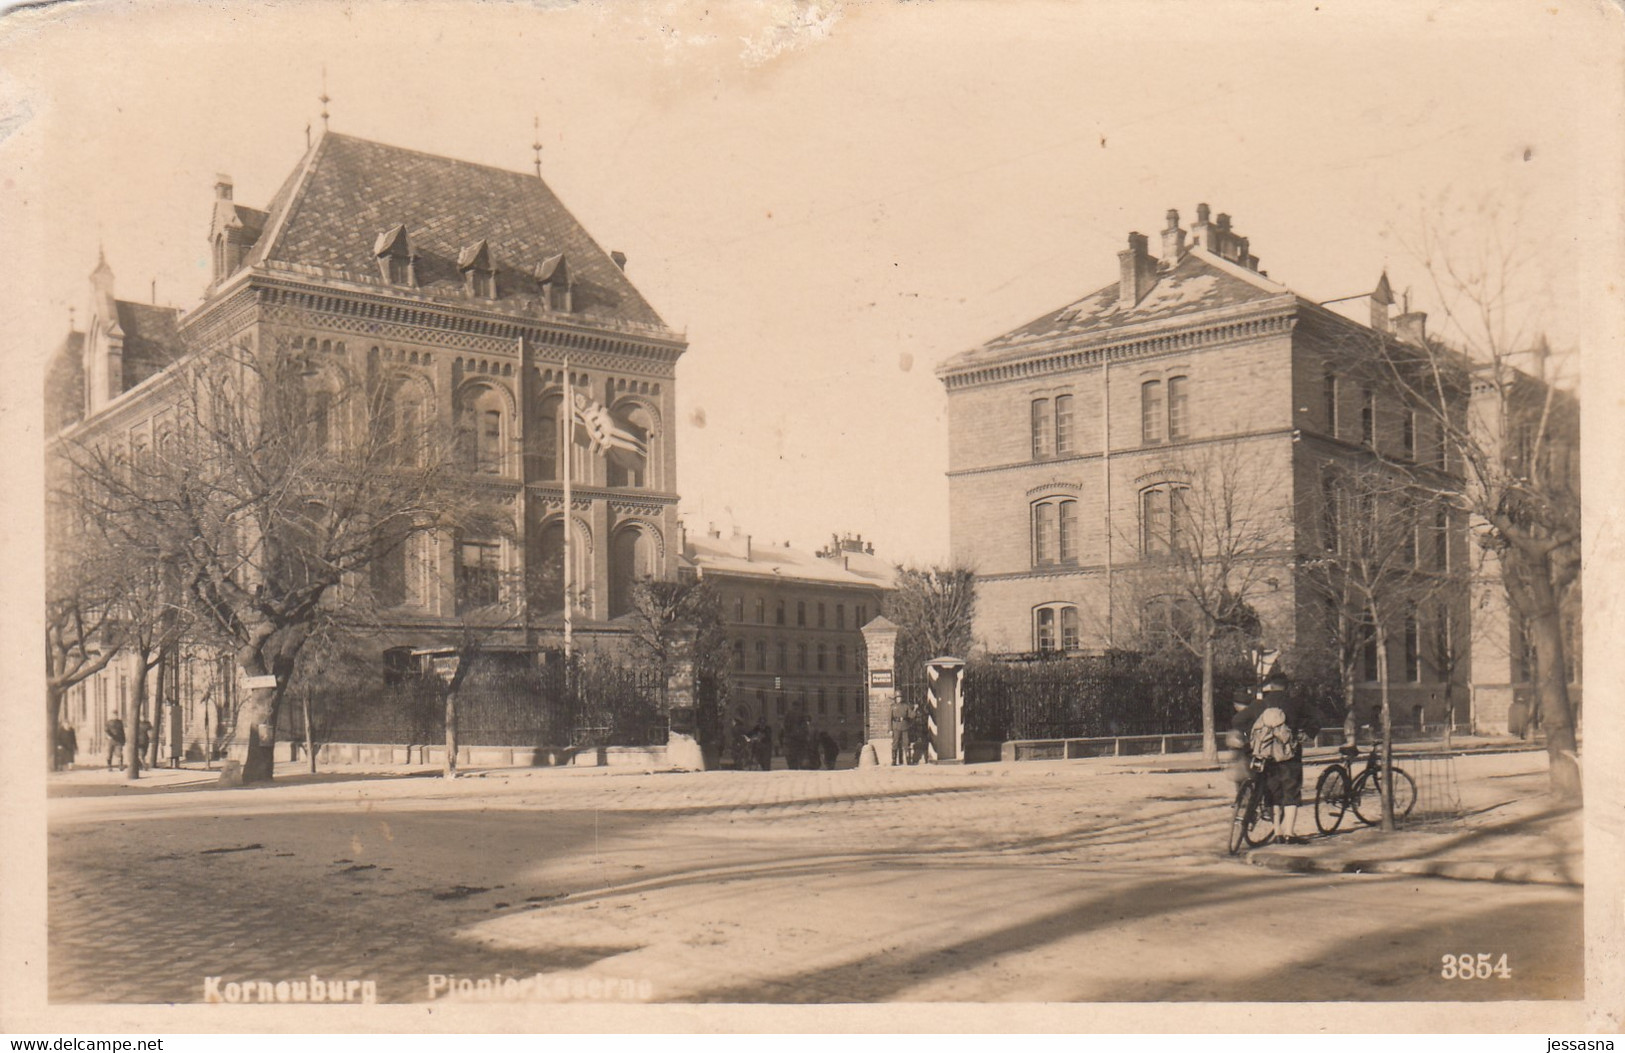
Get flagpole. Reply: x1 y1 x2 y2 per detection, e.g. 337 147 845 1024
562 357 573 667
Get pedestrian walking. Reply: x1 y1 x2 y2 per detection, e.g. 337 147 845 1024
104 716 125 769
817 730 839 770
136 718 153 772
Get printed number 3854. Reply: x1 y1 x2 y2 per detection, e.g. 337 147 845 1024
1441 953 1511 979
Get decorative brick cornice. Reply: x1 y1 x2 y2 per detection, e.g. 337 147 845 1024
939 308 1295 391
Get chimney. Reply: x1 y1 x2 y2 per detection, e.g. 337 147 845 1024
1160 209 1186 268
214 174 233 201
1191 202 1215 251
610 250 627 271
1117 232 1157 308
1394 310 1427 347
745 535 752 560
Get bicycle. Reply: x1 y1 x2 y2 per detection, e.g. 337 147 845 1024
1314 742 1418 833
1228 757 1279 855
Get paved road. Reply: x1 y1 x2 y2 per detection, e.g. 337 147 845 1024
47 754 1582 1004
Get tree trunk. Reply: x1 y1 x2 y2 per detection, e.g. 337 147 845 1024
126 656 146 782
303 688 317 774
1376 626 1394 832
444 685 459 779
1340 660 1358 745
1503 548 1580 798
148 648 167 770
47 682 64 772
1199 631 1217 762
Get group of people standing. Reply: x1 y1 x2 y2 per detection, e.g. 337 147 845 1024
728 707 843 771
52 716 156 772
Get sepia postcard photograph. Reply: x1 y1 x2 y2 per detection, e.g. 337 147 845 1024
0 0 1621 1037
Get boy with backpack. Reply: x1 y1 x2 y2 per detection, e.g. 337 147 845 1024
1228 672 1309 844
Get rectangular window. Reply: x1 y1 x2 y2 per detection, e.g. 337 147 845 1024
1054 395 1074 455
1167 376 1190 441
857 604 867 626
1324 372 1338 436
456 541 500 612
733 641 745 670
776 600 786 626
1361 388 1374 446
817 688 828 715
836 645 847 672
1036 608 1057 652
817 644 827 671
837 688 846 715
797 643 807 671
836 604 846 630
1058 500 1077 564
1061 607 1080 651
755 641 766 671
1405 614 1421 683
734 597 745 623
797 600 806 627
1031 399 1052 459
1402 411 1415 458
818 602 826 628
1434 507 1449 570
755 598 765 624
1402 504 1417 565
1141 380 1164 444
777 641 787 671
1169 487 1187 553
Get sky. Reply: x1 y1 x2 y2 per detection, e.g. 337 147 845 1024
1 0 1620 569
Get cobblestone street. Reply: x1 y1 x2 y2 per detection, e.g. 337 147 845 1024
48 751 1583 1005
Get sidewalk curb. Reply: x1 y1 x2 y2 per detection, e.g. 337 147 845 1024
1243 849 1580 887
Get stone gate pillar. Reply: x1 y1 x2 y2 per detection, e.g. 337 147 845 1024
664 625 707 771
925 657 967 763
859 616 899 767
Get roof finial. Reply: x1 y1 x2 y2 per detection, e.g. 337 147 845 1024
319 65 331 131
531 115 543 178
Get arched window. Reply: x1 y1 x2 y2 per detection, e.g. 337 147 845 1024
608 525 656 618
460 385 509 474
1032 497 1078 566
456 539 501 613
1141 380 1164 444
1143 596 1195 651
528 517 591 616
605 402 654 489
1033 603 1081 653
1054 395 1074 455
379 375 431 466
1167 376 1190 441
1031 398 1052 459
1140 485 1188 555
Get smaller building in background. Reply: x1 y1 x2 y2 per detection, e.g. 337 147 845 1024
684 528 893 748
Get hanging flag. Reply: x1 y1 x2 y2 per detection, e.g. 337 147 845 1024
571 392 646 457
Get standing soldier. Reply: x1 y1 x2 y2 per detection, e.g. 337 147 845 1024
890 695 910 766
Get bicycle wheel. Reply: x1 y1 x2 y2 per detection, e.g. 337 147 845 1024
1244 781 1277 847
1352 768 1418 825
1314 765 1351 834
1228 780 1260 855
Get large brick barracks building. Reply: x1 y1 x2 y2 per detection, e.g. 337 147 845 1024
936 205 1471 723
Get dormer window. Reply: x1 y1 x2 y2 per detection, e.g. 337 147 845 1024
459 239 497 299
373 225 417 287
535 253 572 312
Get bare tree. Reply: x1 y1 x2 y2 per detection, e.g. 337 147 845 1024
1364 207 1582 798
43 485 124 770
60 334 469 783
1130 441 1290 762
888 566 976 681
1300 460 1458 828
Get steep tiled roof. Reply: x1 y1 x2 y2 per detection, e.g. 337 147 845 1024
115 301 183 390
45 331 85 433
242 133 668 330
938 246 1293 374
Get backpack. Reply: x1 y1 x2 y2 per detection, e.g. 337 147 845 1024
1249 705 1295 763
